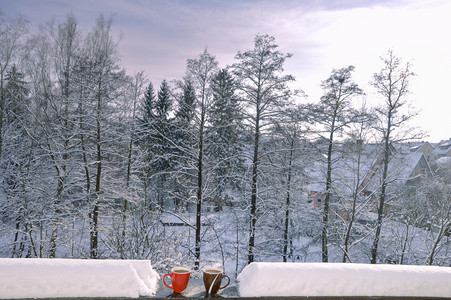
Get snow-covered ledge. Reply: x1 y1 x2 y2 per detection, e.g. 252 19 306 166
0 258 160 299
237 262 451 298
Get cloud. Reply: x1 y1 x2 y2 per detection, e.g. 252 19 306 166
2 0 450 141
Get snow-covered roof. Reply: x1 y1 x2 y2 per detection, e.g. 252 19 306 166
306 144 380 195
397 152 423 175
436 156 451 164
432 139 451 155
305 142 431 197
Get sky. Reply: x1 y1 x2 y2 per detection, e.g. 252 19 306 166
1 0 450 143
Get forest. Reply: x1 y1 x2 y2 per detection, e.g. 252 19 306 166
0 13 449 275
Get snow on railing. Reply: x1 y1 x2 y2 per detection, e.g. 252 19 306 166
237 262 451 298
0 258 160 299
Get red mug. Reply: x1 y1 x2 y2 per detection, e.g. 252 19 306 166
163 267 191 293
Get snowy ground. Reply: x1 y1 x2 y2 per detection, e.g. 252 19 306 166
1 258 451 298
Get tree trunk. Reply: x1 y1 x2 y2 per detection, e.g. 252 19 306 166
91 87 103 259
371 114 391 264
342 141 363 263
322 116 336 263
248 117 259 264
0 73 4 159
428 222 446 265
195 120 204 270
121 136 133 258
400 224 409 264
12 217 21 258
283 139 294 262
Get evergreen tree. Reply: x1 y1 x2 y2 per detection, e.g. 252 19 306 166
152 80 174 209
206 68 243 204
176 80 196 123
0 65 37 258
141 82 156 125
0 14 28 159
170 79 196 211
137 81 157 160
136 81 159 210
156 80 172 120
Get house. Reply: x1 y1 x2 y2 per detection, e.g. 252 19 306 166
305 142 381 219
306 142 432 218
408 141 434 161
431 139 451 160
358 144 432 199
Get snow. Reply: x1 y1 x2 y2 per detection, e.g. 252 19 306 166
237 262 451 298
0 258 160 299
2 259 451 298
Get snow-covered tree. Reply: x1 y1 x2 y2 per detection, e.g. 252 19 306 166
206 68 244 207
370 50 419 264
310 66 364 262
74 14 127 258
231 34 295 264
0 13 28 158
185 48 219 269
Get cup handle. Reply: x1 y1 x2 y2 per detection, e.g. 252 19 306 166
219 274 230 290
163 273 174 290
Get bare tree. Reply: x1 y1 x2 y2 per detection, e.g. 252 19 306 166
46 13 80 258
185 48 218 269
270 106 310 262
370 50 419 264
17 14 81 258
313 66 363 262
232 34 294 264
339 106 376 263
81 14 126 258
120 71 147 258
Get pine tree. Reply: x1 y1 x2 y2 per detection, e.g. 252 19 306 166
0 14 28 159
142 82 157 124
1 65 37 258
176 80 196 123
152 80 174 208
170 80 196 211
206 68 243 204
156 80 172 120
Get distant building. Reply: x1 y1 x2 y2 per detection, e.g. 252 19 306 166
306 142 432 219
359 144 432 197
409 141 434 161
431 139 451 160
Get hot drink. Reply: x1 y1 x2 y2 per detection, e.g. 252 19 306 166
203 267 230 294
163 267 191 293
